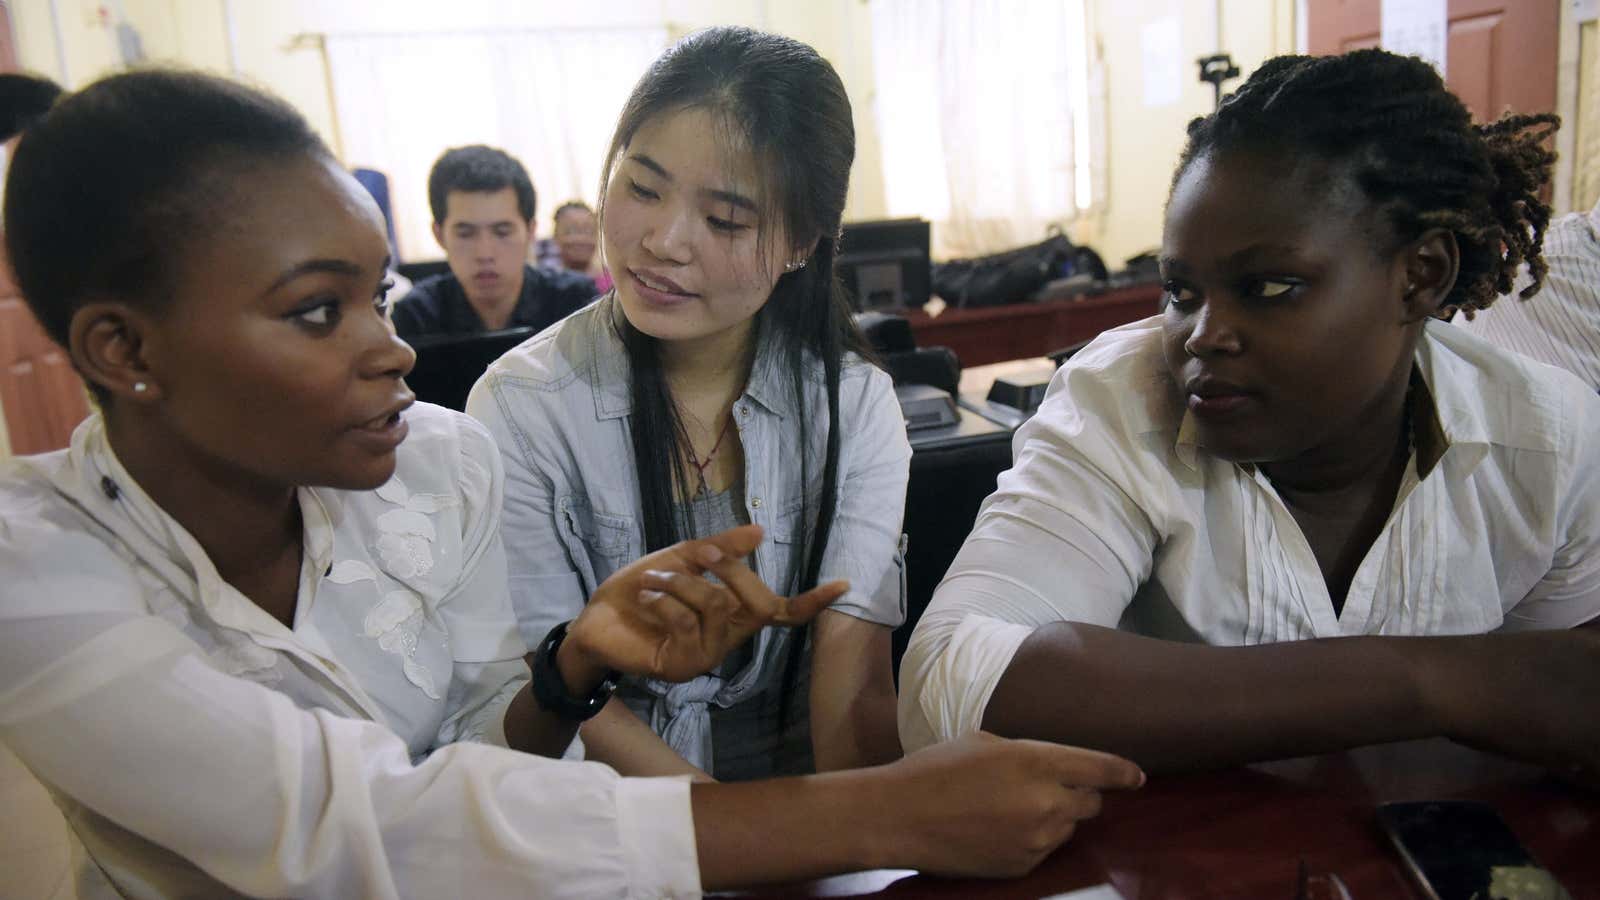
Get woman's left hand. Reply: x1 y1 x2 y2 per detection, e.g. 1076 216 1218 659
568 524 847 683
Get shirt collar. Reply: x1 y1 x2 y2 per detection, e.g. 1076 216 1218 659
57 412 335 617
585 294 794 421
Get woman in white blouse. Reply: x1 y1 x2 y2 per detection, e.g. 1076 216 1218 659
470 27 909 781
901 50 1600 782
0 70 1145 898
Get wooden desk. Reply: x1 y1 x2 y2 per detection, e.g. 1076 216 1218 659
899 284 1164 368
740 740 1599 899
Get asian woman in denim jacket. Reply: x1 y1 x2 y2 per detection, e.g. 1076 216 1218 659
468 27 910 781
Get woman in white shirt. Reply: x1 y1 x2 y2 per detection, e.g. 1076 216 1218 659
470 27 909 780
901 49 1600 782
0 70 1145 898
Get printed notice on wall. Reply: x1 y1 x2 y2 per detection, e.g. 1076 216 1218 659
1381 0 1448 76
1141 16 1183 107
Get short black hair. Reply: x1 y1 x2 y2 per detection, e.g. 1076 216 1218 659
0 72 63 141
4 69 328 354
1175 49 1557 317
552 199 592 228
427 145 536 225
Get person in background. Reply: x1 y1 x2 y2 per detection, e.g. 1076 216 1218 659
1459 195 1600 393
470 27 910 781
551 199 614 293
0 71 62 138
391 145 596 340
900 49 1600 785
0 68 1144 899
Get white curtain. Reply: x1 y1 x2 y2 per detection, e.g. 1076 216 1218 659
870 0 1093 259
326 27 667 261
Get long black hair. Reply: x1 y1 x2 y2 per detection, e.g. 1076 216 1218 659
597 27 875 730
1175 49 1557 318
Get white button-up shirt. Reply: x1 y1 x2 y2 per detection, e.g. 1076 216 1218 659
900 317 1600 751
0 404 699 899
1461 200 1600 392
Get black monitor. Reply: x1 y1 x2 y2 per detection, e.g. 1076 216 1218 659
396 259 451 284
404 327 534 411
835 218 931 311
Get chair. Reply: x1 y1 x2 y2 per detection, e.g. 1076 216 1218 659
404 327 535 411
855 311 963 397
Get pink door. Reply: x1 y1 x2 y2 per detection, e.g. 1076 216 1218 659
1 3 89 454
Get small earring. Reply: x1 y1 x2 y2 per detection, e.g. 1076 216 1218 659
785 259 808 273
132 382 148 393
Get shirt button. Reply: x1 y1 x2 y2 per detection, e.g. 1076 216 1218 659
739 405 750 419
750 497 762 509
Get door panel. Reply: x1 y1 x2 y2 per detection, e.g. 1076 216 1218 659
1 2 90 453
1306 0 1559 120
0 290 88 456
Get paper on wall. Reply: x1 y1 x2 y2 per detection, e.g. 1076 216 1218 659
1381 0 1448 76
1141 16 1183 107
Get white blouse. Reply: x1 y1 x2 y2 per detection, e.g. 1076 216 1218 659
0 404 698 899
900 318 1600 752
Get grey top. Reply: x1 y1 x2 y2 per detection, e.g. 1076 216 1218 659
615 485 813 780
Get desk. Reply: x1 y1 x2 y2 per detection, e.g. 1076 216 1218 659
900 284 1163 368
895 405 1014 672
742 740 1599 899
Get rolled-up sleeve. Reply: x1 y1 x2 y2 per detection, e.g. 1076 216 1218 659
820 366 913 627
1501 376 1600 630
898 363 1159 752
0 525 700 899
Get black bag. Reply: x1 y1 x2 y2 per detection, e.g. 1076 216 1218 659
932 230 1107 309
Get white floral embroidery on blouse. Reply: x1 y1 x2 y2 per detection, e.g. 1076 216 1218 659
320 475 466 701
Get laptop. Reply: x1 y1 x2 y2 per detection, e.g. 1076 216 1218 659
403 327 536 411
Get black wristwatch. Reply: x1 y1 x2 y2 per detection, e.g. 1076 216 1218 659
531 620 619 721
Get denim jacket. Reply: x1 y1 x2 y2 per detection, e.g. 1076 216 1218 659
467 297 910 769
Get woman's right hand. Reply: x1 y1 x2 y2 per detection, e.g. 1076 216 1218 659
565 523 846 684
873 732 1145 878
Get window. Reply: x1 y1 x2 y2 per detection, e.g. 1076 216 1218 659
325 26 667 260
870 0 1096 258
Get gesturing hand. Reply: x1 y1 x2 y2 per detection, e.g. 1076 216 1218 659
880 732 1145 878
567 524 848 683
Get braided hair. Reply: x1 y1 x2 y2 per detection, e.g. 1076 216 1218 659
1175 49 1557 318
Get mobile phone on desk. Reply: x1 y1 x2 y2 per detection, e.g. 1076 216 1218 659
1377 801 1570 900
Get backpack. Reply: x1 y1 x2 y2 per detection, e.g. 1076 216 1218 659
931 229 1107 309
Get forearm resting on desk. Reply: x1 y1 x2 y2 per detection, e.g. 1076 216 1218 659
982 621 1600 775
580 699 714 780
691 732 1144 889
810 614 903 771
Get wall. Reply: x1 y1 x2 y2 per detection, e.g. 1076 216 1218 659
7 0 889 224
4 0 1574 273
1083 0 1296 267
8 0 1287 268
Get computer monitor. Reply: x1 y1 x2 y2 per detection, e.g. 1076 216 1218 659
835 218 932 311
404 327 534 411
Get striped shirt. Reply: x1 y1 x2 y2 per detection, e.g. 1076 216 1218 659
1461 201 1600 392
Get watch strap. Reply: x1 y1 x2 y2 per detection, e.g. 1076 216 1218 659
531 620 619 722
